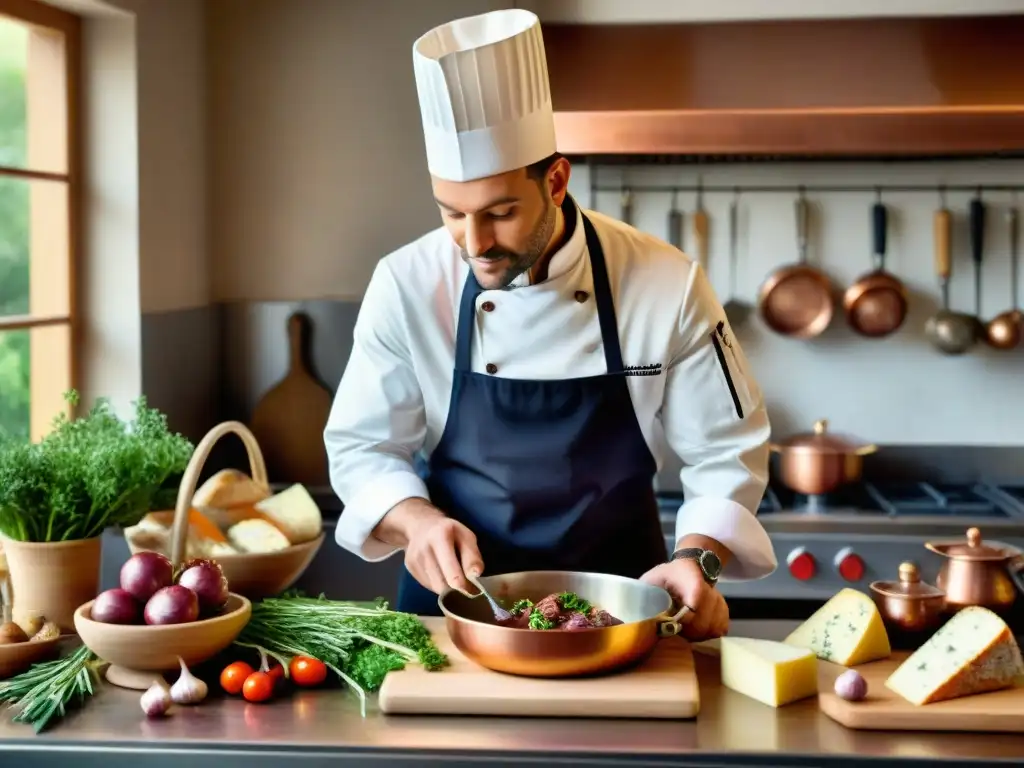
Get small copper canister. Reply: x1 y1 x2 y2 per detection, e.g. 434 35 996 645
869 561 946 634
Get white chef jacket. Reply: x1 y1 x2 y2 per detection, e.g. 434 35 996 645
325 201 777 581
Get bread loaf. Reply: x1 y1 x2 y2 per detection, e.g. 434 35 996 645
192 469 272 509
227 519 292 553
254 484 323 544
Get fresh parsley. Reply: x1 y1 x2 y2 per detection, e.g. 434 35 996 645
0 391 193 542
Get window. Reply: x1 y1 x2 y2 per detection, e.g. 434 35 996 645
0 0 79 441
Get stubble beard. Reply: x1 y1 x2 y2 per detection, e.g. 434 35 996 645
462 196 558 290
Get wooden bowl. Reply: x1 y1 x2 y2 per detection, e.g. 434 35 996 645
0 636 62 680
73 592 252 690
126 532 325 598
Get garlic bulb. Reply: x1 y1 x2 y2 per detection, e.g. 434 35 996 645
141 680 172 717
170 656 208 705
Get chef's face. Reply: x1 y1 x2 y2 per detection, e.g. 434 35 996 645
432 157 571 290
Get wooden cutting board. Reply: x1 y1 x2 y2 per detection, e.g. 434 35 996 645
249 311 333 486
379 618 700 719
818 651 1024 733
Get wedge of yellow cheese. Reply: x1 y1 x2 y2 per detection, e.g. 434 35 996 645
885 605 1024 705
783 587 891 666
720 637 819 707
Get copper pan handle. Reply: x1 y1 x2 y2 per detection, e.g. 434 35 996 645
934 208 952 281
1009 553 1024 595
794 194 809 263
656 604 693 637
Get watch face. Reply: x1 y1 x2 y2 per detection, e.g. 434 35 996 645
700 550 722 580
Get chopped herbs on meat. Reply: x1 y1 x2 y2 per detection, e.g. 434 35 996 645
528 611 555 630
498 591 623 631
510 599 534 616
558 591 591 615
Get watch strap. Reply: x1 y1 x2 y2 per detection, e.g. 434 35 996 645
670 547 721 585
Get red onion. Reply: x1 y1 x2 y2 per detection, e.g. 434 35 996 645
91 588 142 624
144 585 200 625
120 552 174 603
176 559 229 615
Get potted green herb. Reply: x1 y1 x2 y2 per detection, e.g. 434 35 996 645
0 391 193 633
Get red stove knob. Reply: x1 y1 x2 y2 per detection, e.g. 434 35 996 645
787 547 816 581
835 547 865 582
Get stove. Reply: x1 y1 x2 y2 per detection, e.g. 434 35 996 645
657 482 1024 601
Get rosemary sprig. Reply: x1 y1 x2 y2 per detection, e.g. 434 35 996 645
0 645 100 732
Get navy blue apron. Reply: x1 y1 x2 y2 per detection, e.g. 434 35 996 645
395 204 667 615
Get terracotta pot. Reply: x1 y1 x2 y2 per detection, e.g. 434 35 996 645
1 536 103 634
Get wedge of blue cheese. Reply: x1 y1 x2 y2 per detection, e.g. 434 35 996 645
783 588 891 666
885 605 1024 705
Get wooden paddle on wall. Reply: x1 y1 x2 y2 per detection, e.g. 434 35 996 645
249 311 333 486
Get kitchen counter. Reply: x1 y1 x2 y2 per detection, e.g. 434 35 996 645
1 620 1022 768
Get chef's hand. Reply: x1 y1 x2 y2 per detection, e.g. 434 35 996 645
374 498 484 595
640 558 729 642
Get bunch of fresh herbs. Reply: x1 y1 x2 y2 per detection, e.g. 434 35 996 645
0 391 194 542
235 594 448 716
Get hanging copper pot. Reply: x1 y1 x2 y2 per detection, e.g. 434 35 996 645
768 419 878 495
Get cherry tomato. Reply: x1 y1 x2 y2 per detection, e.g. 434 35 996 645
220 661 255 695
267 662 286 685
242 671 275 703
289 656 328 687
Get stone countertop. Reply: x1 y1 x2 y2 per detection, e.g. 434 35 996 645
0 620 1022 768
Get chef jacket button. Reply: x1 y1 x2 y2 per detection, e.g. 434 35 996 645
485 363 498 374
574 290 589 303
481 300 495 312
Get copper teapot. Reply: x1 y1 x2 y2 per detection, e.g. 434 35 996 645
925 527 1024 614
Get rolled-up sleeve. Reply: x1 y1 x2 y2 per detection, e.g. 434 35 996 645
661 262 777 581
324 260 429 561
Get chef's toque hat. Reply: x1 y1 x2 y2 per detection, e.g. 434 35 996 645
412 9 557 183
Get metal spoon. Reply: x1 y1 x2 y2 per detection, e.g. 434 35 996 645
925 205 977 355
985 207 1022 350
467 572 512 623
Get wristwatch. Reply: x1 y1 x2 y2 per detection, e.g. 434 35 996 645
670 548 722 586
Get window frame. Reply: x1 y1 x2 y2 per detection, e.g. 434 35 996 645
0 0 81 439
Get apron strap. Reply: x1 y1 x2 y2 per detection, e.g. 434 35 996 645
455 268 481 372
453 207 626 375
581 213 625 374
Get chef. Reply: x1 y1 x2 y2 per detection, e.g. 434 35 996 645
324 9 776 641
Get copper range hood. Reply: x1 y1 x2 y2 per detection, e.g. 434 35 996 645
542 16 1024 157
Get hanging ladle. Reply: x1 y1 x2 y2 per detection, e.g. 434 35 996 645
985 207 1022 350
924 201 977 355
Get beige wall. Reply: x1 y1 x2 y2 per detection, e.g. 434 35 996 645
41 0 1024 446
206 0 508 302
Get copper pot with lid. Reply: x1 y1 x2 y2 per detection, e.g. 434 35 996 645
768 419 878 495
869 561 946 634
925 527 1024 614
